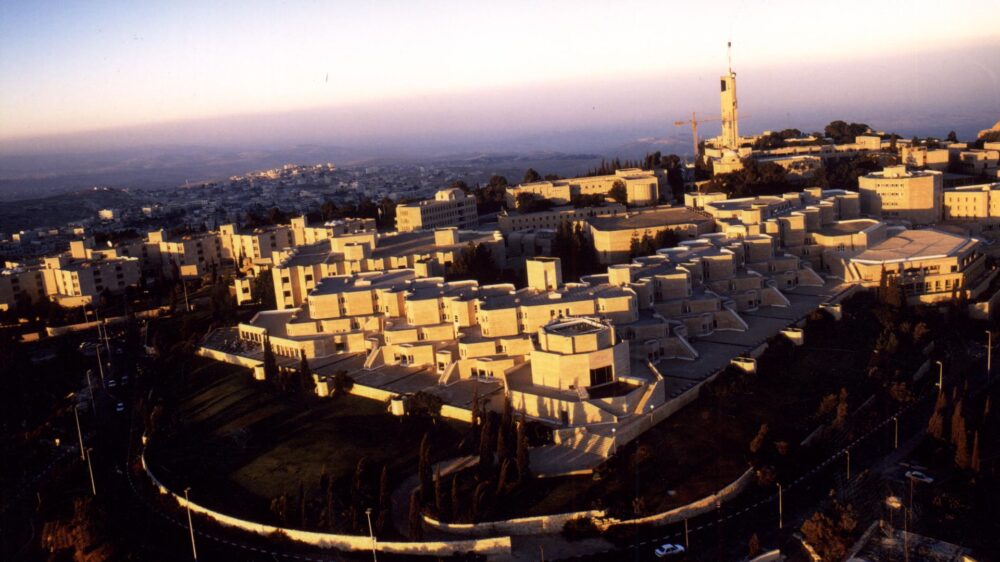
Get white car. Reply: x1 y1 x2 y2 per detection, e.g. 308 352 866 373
655 543 685 557
905 470 934 484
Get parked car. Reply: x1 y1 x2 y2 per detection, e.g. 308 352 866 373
905 470 934 484
655 544 685 557
115 402 125 413
107 379 117 388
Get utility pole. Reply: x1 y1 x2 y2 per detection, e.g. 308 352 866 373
85 448 97 496
777 483 783 529
935 360 943 390
183 279 191 312
365 508 378 562
684 518 689 549
894 417 899 449
185 488 198 561
845 449 851 481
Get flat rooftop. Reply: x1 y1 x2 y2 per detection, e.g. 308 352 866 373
853 229 976 264
587 206 713 231
814 219 881 237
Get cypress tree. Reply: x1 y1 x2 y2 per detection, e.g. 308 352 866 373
450 474 461 521
418 434 432 502
479 415 495 471
928 391 947 441
496 459 512 495
408 489 424 540
299 350 313 393
516 415 530 483
262 332 278 386
951 400 965 448
971 430 981 474
434 468 444 515
298 481 307 528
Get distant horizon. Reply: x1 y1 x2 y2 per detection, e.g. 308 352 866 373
3 0 1000 157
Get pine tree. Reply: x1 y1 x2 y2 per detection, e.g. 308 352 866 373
408 489 424 540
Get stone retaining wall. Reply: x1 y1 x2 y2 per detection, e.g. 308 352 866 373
141 453 511 557
422 466 754 537
423 509 606 536
604 467 754 528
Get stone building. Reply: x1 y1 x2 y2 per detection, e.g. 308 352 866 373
395 188 478 232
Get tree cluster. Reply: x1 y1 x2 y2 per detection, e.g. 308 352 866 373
426 398 531 524
270 459 392 535
628 229 679 259
705 158 792 197
823 120 872 144
319 197 397 230
752 128 808 150
552 220 601 282
799 501 859 561
447 243 505 285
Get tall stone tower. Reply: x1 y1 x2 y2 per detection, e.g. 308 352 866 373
719 42 739 150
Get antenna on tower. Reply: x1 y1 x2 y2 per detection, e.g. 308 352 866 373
727 41 733 74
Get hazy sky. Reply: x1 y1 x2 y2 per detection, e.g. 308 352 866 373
1 0 999 150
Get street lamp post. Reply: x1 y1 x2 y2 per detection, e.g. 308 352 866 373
611 427 617 455
845 449 851 481
935 360 943 390
73 404 85 460
987 331 993 384
777 483 783 529
84 370 97 413
184 487 198 561
894 417 899 450
85 448 97 496
364 508 378 562
95 344 106 385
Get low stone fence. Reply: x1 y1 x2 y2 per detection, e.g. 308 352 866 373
45 306 170 337
423 509 606 536
603 467 754 528
141 453 511 557
422 466 754 537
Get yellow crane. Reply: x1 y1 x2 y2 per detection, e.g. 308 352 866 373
674 111 750 156
674 112 721 157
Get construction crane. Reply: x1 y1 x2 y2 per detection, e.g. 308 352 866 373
674 111 751 157
674 112 721 158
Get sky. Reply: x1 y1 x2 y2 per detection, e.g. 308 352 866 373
1 0 999 153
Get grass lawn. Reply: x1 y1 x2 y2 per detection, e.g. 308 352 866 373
147 356 467 534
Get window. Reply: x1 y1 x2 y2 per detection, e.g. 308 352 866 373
589 365 613 387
